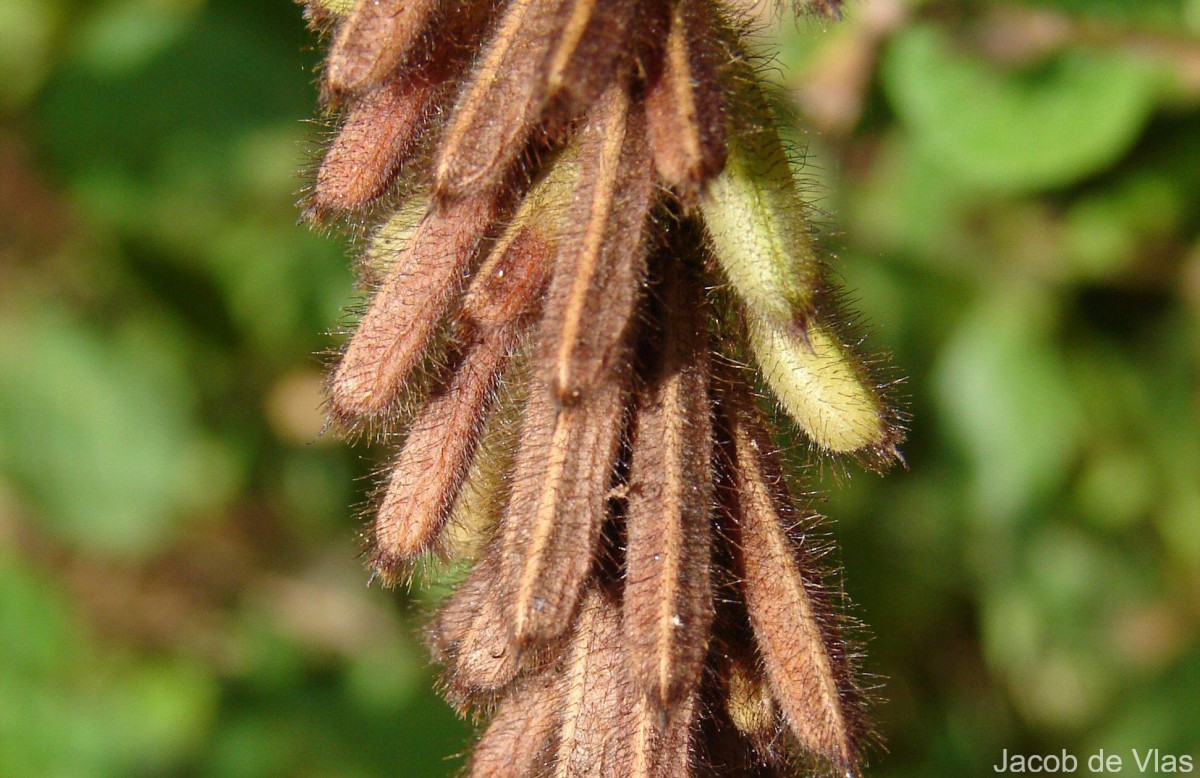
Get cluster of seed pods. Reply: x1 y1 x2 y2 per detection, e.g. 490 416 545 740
302 0 904 775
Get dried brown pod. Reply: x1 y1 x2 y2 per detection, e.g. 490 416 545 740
622 268 715 708
645 0 728 202
545 0 637 114
428 550 524 699
626 686 698 778
726 401 859 771
365 160 580 578
324 0 438 99
471 672 561 778
540 78 653 405
434 0 574 198
309 77 437 219
369 333 509 581
500 369 628 647
552 585 638 777
329 186 503 425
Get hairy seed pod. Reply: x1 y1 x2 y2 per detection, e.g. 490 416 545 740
435 0 580 198
309 78 438 219
626 685 697 778
324 0 439 99
368 192 560 573
501 370 628 647
747 315 898 464
645 0 727 202
429 551 523 699
700 62 821 327
370 333 510 582
541 77 653 405
553 586 637 777
471 673 560 778
329 186 503 424
546 0 637 113
727 403 856 770
623 268 715 708
459 147 581 333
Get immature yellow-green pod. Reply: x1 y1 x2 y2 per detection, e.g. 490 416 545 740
357 196 428 286
314 0 354 18
700 80 821 326
748 315 892 458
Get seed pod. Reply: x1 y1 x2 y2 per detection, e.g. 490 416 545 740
623 268 714 708
324 0 439 99
645 0 727 202
726 403 856 771
626 686 697 778
553 586 637 777
369 335 510 583
545 0 637 114
329 186 503 424
471 672 560 778
541 77 653 405
435 0 578 198
500 370 628 647
700 64 821 327
747 315 898 463
429 551 523 699
310 77 439 221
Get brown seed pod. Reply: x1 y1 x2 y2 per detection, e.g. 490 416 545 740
645 0 727 203
428 550 523 700
329 186 504 425
545 0 637 113
622 266 715 708
470 672 561 778
369 333 510 582
309 77 438 219
500 368 628 647
540 77 653 405
435 0 579 198
324 0 439 99
364 199 565 580
626 686 698 778
725 401 858 771
552 585 638 777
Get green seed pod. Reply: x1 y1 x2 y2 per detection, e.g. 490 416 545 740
357 195 428 287
700 79 821 327
311 0 354 17
747 314 892 458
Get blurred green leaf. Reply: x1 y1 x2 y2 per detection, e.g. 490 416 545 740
0 307 239 556
934 288 1083 523
883 24 1161 192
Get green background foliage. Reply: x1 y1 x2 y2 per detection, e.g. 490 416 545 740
1 0 1197 775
